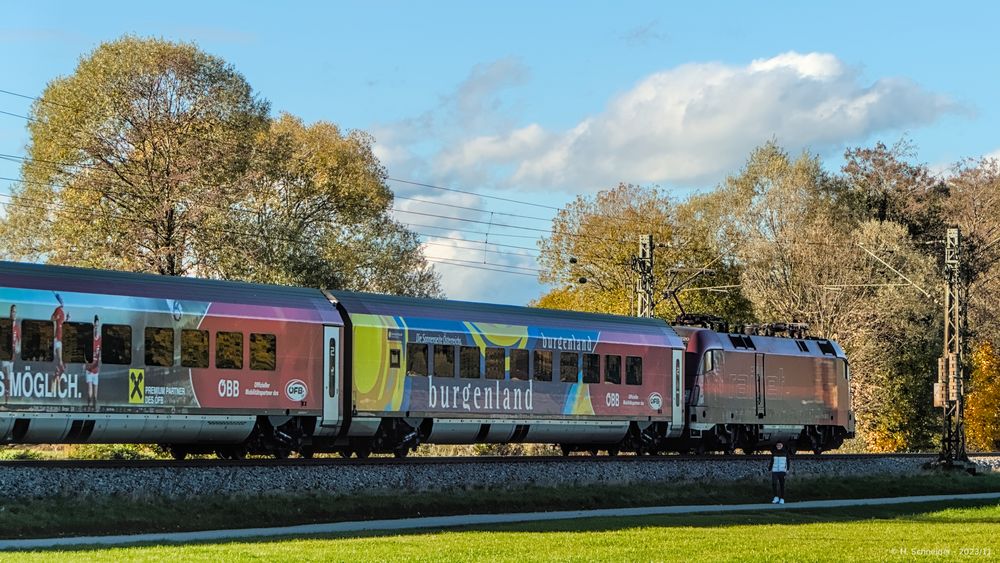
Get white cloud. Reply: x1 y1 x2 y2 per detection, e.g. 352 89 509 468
375 52 960 303
394 51 958 191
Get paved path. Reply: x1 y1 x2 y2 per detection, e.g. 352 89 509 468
3 492 999 550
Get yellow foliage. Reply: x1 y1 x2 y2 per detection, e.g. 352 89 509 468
967 342 1000 451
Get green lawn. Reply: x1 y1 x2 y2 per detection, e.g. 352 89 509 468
12 500 1000 562
0 472 998 540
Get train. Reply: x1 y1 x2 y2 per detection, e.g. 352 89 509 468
0 261 853 459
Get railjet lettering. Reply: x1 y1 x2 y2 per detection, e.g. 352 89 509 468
539 334 594 352
427 375 533 412
0 368 81 399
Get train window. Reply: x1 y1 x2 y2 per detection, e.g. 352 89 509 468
510 349 529 380
250 333 276 371
583 353 600 384
21 320 53 362
533 350 553 381
101 324 132 365
0 319 10 361
390 349 401 368
605 355 621 384
796 340 809 352
433 345 455 377
63 322 94 363
181 329 209 368
560 352 579 383
485 348 505 380
215 331 243 369
817 340 836 355
145 327 174 367
406 343 429 376
837 359 848 380
460 346 481 378
703 350 724 373
626 356 643 385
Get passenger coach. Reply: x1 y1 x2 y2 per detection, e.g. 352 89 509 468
0 261 852 458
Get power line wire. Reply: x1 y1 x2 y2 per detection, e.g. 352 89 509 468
394 194 552 223
1 149 632 245
424 257 539 277
0 181 546 280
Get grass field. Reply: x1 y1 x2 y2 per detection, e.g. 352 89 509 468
0 471 998 539
11 500 1000 562
1 471 999 540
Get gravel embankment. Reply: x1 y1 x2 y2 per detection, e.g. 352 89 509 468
0 455 995 500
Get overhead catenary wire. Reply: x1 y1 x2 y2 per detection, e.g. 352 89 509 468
0 186 545 279
0 150 638 246
0 165 547 260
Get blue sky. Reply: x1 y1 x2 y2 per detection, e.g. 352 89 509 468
1 1 998 304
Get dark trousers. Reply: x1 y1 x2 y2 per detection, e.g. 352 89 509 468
771 472 786 498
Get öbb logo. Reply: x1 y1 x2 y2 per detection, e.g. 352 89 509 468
285 379 308 401
648 392 663 411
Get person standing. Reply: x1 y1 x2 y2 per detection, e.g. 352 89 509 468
769 441 791 504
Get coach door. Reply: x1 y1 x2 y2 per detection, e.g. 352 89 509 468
754 353 766 419
321 326 341 427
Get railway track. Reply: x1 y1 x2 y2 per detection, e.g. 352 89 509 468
2 452 997 469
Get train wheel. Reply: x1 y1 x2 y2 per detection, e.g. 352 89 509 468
589 448 600 456
355 447 371 459
560 444 572 457
393 447 409 459
299 448 314 459
169 447 187 461
274 449 290 460
607 448 620 457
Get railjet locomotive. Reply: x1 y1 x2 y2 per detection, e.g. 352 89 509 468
0 261 852 458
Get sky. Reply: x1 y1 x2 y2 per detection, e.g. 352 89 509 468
1 1 999 305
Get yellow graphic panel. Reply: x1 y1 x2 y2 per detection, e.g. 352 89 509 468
352 314 405 411
466 322 529 351
569 384 596 416
128 369 145 404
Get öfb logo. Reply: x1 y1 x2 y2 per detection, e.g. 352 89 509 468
648 392 663 410
285 379 308 401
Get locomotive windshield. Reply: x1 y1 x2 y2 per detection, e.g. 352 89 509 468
701 349 724 374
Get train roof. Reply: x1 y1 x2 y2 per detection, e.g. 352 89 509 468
675 325 846 359
0 261 339 319
330 289 679 337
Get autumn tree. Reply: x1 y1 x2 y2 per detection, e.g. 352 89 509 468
0 36 440 297
721 142 940 451
966 342 1000 451
944 157 1000 348
842 139 949 241
2 36 269 275
212 114 440 296
534 183 750 321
